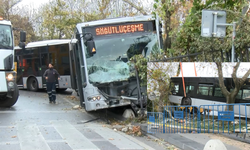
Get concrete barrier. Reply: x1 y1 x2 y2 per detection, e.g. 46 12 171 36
203 139 227 150
123 109 135 118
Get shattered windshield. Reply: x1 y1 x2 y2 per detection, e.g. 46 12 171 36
85 32 159 84
0 25 13 50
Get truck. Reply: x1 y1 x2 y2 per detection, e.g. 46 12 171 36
0 16 26 107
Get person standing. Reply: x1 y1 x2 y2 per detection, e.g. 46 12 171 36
43 63 60 104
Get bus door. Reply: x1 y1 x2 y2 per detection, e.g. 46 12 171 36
48 51 60 87
15 53 24 86
41 53 49 86
69 43 77 90
40 46 49 87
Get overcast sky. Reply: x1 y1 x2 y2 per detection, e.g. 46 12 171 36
17 0 51 8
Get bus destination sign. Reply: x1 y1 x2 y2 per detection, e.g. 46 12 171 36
82 21 155 37
96 23 144 35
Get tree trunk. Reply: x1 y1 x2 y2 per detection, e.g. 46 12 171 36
157 94 164 112
163 10 171 50
216 62 250 110
226 94 236 111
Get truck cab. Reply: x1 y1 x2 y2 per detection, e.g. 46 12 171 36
0 17 25 107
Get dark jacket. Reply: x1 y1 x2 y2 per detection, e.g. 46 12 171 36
43 68 60 83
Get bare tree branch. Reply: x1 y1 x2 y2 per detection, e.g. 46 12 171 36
239 69 250 86
122 0 147 15
216 62 230 96
232 62 240 87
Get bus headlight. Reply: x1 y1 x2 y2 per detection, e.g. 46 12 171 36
7 74 14 81
88 95 102 101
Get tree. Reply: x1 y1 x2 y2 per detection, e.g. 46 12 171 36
147 62 178 112
122 0 147 15
153 0 193 51
171 0 250 62
0 0 21 20
37 0 84 40
0 0 36 45
216 62 250 105
10 14 36 46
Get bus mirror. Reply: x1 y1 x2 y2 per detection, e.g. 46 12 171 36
87 40 96 56
20 31 26 43
18 42 25 49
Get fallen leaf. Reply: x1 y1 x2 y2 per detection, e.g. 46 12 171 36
109 138 114 140
11 136 17 138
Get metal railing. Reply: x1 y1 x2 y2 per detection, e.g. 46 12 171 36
147 103 250 134
163 105 201 133
147 112 164 134
199 103 250 134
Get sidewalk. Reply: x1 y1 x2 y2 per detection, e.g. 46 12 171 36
140 124 242 150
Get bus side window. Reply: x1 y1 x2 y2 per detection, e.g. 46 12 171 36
242 89 250 100
186 85 194 95
214 87 224 97
230 89 242 99
41 54 48 66
171 83 179 95
197 84 213 96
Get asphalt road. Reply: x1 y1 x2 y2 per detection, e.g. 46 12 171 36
0 89 169 150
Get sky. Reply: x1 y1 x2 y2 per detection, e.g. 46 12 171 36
16 0 51 9
17 0 154 9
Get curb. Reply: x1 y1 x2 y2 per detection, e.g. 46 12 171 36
219 133 250 144
140 125 204 150
140 128 176 149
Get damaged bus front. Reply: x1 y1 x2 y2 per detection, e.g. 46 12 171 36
70 15 162 113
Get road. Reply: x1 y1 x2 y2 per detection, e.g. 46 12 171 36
0 89 169 150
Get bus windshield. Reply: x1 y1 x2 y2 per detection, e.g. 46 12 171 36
0 25 13 50
85 31 159 84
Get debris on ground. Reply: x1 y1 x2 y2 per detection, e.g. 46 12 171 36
111 121 143 136
73 105 81 110
67 96 78 100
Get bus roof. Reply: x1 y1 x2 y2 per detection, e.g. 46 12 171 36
76 15 155 29
0 20 11 26
14 39 71 49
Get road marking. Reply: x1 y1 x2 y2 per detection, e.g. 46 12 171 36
61 97 77 106
17 122 51 150
51 120 100 150
89 126 144 150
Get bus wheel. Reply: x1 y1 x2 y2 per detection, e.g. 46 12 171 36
27 77 38 92
181 96 192 105
0 83 19 107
